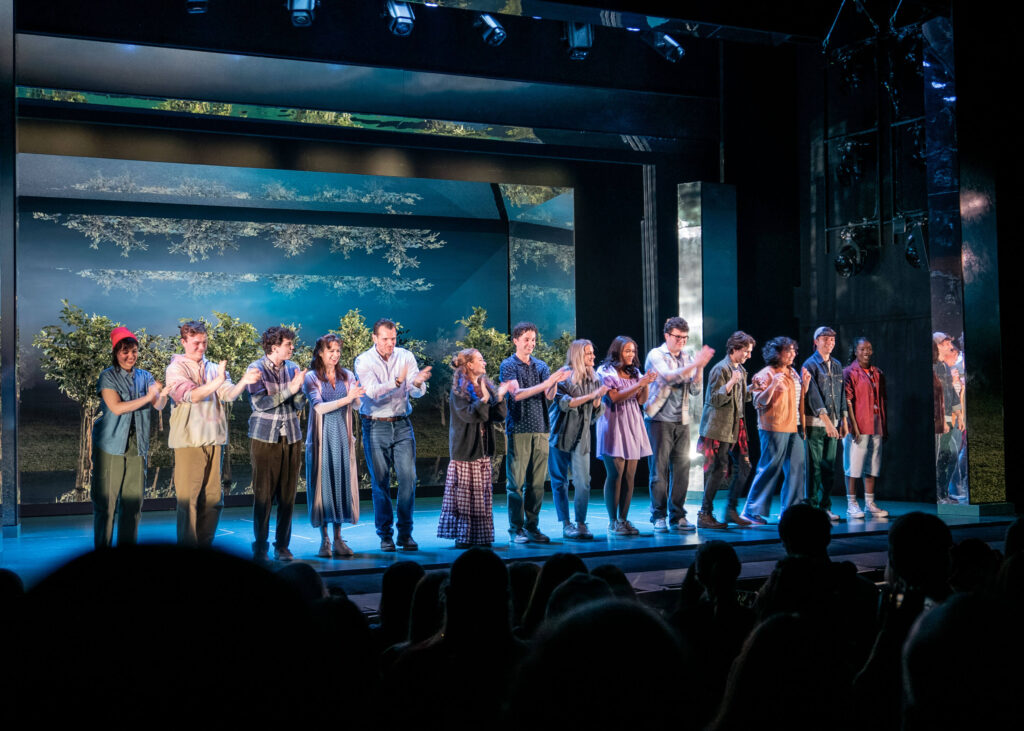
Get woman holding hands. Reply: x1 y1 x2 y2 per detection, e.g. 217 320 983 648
439 348 516 547
304 334 365 558
597 336 655 537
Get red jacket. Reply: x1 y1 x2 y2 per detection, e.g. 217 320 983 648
844 363 887 437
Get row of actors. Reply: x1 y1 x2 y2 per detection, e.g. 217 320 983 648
89 318 889 558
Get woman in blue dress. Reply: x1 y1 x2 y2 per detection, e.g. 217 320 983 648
303 334 365 558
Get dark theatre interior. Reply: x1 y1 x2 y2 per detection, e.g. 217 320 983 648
0 1 1020 727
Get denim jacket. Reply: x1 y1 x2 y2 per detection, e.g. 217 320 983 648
801 352 847 426
93 366 156 460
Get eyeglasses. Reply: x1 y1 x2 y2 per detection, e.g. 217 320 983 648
667 332 688 340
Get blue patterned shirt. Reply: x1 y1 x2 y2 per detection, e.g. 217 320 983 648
500 354 551 435
246 356 306 443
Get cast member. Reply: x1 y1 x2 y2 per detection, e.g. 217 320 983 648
843 337 889 518
303 334 365 558
438 349 514 547
801 326 848 521
247 326 307 562
92 326 168 548
597 335 656 536
355 318 432 552
740 337 807 524
166 320 257 547
644 317 714 532
500 321 570 544
548 339 607 540
697 331 756 528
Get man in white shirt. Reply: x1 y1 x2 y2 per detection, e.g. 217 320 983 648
354 318 432 551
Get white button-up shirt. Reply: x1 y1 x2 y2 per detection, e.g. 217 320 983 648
354 346 427 418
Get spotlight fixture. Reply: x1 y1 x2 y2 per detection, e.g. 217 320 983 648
288 0 319 28
385 1 415 37
563 22 593 61
834 229 866 278
475 14 507 46
903 219 928 269
185 0 208 13
643 31 685 63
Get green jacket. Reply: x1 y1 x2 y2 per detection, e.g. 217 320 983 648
698 357 750 443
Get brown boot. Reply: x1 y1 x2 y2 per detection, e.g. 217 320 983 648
725 507 752 526
698 511 728 530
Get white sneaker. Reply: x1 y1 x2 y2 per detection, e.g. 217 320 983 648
847 500 865 519
825 510 840 521
865 501 889 518
653 518 668 533
672 517 696 532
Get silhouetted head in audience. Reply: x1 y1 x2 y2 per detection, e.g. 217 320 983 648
711 613 839 731
520 552 588 636
778 503 832 558
378 560 425 640
591 563 636 600
508 561 541 625
0 568 24 602
887 511 953 600
903 591 1022 729
694 540 743 601
948 537 1001 593
408 570 448 644
277 561 327 603
9 545 316 724
1005 517 1024 558
443 547 511 642
545 573 613 621
512 600 687 726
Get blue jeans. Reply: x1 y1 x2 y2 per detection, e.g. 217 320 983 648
549 445 592 524
742 430 806 519
362 416 417 539
646 419 691 523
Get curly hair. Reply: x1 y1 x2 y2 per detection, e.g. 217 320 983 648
261 326 296 355
726 331 756 355
602 335 641 379
762 336 797 367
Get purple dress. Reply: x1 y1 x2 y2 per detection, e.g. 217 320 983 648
596 365 653 460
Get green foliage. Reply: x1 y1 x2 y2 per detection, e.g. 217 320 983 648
454 307 512 381
279 321 314 369
33 300 116 411
333 309 374 371
188 312 262 378
535 330 575 372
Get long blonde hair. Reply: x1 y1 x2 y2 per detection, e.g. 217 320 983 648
452 348 496 397
565 339 596 385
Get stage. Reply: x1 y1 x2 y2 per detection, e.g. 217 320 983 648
1 494 1013 615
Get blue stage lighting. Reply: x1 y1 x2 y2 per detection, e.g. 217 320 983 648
386 1 415 37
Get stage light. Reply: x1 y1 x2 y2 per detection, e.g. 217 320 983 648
288 0 319 28
475 14 507 46
834 230 866 278
386 1 415 37
643 31 684 62
563 22 593 61
185 0 208 13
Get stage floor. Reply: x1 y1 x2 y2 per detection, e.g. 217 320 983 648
2 494 1013 605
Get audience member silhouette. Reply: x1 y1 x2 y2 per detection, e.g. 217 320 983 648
948 536 1001 593
590 562 637 600
508 561 541 626
517 551 587 638
545 572 613 621
512 600 689 727
709 613 849 731
386 547 525 726
371 560 425 654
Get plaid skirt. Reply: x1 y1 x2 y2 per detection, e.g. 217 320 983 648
437 457 494 545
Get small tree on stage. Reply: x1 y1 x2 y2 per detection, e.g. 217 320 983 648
334 309 374 372
32 300 116 498
455 307 512 382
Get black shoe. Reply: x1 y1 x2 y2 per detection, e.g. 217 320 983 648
525 528 551 544
397 535 419 551
273 546 294 561
380 536 396 552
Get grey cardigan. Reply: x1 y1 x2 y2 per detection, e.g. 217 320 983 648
698 357 750 443
548 376 604 453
